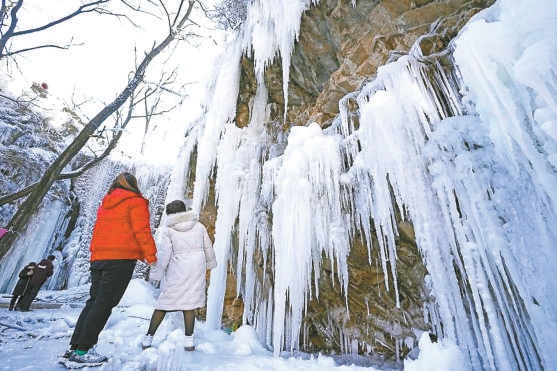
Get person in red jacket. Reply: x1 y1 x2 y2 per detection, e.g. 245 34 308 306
62 172 157 367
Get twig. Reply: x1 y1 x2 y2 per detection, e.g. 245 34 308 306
128 315 150 320
0 321 28 331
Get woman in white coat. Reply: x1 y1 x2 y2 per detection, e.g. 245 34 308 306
142 200 217 351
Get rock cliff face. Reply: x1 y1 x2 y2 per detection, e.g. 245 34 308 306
220 0 495 361
237 0 494 129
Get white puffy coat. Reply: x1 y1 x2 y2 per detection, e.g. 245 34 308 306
150 211 217 310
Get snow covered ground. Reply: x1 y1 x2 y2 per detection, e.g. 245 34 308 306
0 279 463 371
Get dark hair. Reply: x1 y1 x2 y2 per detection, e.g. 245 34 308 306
165 200 187 215
108 172 141 194
47 255 55 261
28 262 37 267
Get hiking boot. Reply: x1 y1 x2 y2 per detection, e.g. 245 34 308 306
68 349 108 364
87 347 108 362
142 334 153 349
61 349 74 358
185 335 195 351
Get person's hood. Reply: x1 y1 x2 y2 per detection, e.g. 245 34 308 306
166 211 198 232
101 188 141 209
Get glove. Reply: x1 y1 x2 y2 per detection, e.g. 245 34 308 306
150 280 160 289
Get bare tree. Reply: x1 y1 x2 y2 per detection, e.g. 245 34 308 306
0 0 199 260
0 0 117 59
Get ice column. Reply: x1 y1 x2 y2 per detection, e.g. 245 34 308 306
271 123 349 355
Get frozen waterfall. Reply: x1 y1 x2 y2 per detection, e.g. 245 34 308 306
182 0 557 370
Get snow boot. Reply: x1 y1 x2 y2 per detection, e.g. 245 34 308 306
68 348 108 364
142 334 153 349
185 335 195 351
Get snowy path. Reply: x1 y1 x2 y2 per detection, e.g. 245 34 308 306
0 280 399 371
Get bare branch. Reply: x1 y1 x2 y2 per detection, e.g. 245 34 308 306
0 0 134 59
131 107 176 119
1 0 8 25
10 1 110 37
158 0 172 31
0 90 46 115
3 42 74 57
175 0 196 30
172 0 186 27
67 95 94 124
0 0 23 54
0 92 18 103
120 0 161 23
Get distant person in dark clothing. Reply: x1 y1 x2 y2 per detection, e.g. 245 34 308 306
10 261 36 311
18 255 55 311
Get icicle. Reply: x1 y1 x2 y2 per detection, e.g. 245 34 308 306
192 38 243 213
205 125 244 329
242 0 320 122
270 123 349 355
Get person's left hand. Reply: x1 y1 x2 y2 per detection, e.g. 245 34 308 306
150 280 160 288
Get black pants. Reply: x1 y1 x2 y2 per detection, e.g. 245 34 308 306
9 295 24 310
69 259 136 351
18 284 42 310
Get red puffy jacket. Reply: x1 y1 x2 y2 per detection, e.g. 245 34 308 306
90 188 157 263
